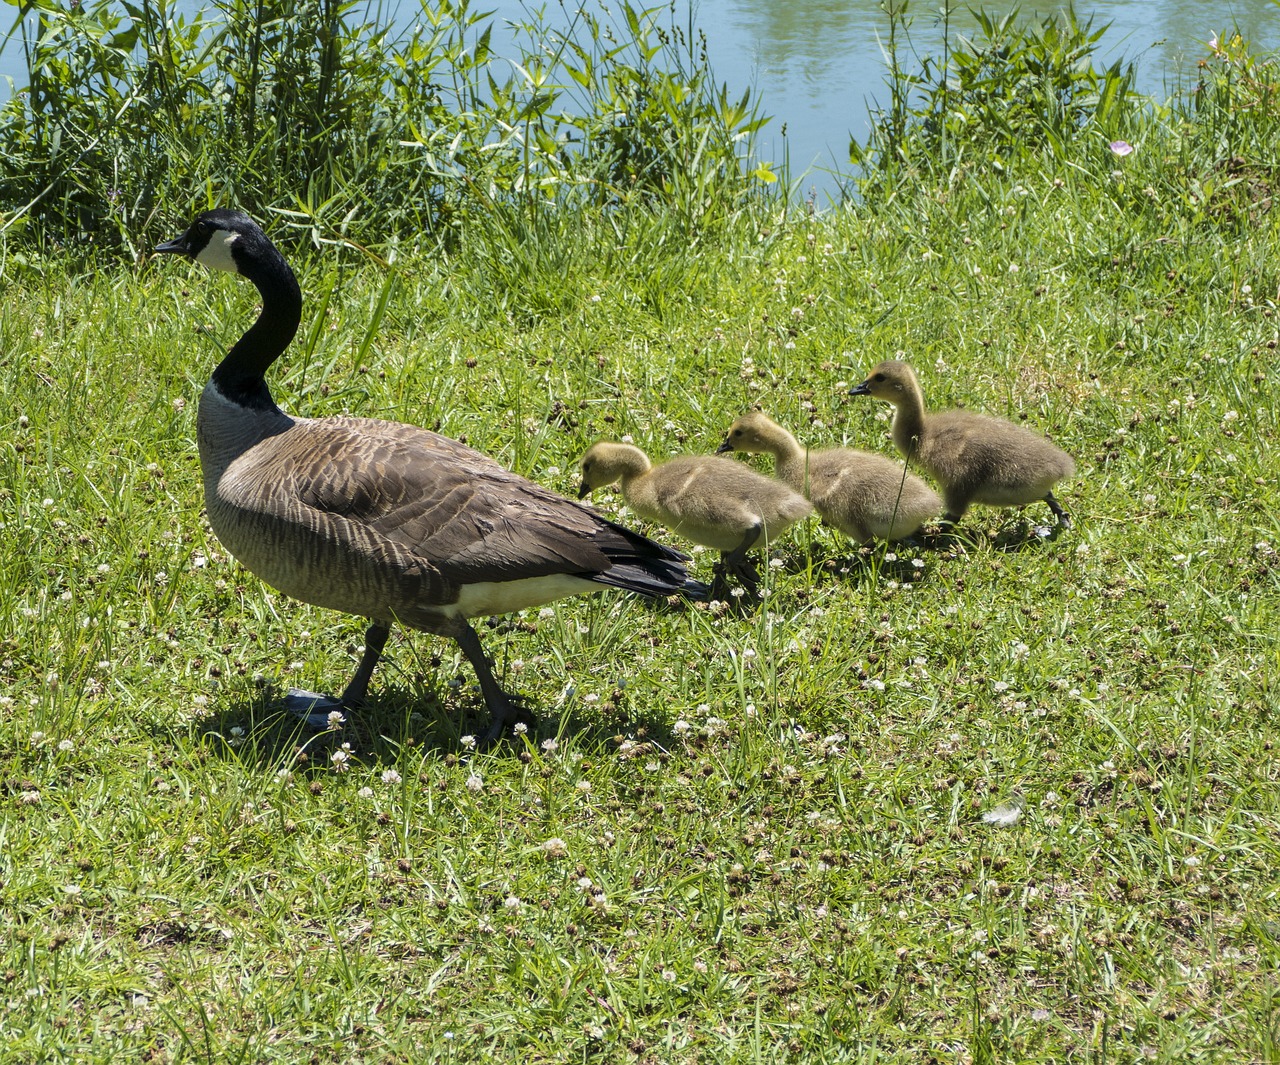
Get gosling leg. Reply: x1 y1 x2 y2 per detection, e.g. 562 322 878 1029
720 525 763 603
451 619 533 749
1044 492 1072 528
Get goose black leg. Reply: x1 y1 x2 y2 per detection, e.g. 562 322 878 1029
282 622 391 729
452 619 533 749
340 623 391 705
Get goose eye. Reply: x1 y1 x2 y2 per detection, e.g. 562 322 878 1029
196 220 210 235
873 373 886 382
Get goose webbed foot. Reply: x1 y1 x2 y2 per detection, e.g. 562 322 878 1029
281 622 391 730
282 689 350 730
476 692 537 750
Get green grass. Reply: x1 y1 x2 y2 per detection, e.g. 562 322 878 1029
3 150 1280 1062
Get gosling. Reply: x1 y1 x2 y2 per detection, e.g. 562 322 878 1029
716 411 940 543
578 441 812 598
850 360 1075 527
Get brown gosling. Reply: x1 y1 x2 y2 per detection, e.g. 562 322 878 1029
578 441 813 598
716 411 941 543
850 359 1075 527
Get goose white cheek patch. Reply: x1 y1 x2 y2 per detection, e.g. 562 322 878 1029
195 229 241 273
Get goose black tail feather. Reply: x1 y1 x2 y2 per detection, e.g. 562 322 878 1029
589 519 706 600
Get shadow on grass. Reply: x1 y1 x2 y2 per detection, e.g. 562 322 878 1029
189 672 683 773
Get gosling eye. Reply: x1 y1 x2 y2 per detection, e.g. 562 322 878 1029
873 373 886 382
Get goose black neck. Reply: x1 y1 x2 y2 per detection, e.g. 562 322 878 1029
211 247 302 412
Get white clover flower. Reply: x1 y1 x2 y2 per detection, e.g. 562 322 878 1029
357 786 374 799
57 739 75 752
331 749 350 772
465 772 483 793
541 837 568 858
672 719 692 735
541 739 558 753
504 895 521 911
583 693 599 705
381 769 402 785
19 790 42 805
30 731 47 746
512 722 528 736
460 734 477 751
575 780 592 794
326 710 345 730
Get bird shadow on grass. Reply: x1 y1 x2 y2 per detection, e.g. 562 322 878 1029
189 675 680 772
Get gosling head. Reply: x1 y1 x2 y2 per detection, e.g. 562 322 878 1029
155 208 265 275
850 359 917 403
578 441 647 499
716 411 780 455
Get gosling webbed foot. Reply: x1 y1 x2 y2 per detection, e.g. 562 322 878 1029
1044 492 1072 529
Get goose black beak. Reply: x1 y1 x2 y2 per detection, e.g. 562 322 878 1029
849 382 872 397
577 481 591 500
154 233 190 256
714 439 734 454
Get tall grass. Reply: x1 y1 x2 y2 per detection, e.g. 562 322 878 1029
0 0 774 258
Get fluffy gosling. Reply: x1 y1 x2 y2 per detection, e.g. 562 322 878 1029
850 359 1075 527
717 411 940 543
578 441 812 598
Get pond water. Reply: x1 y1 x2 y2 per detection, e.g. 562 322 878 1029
2 0 1278 197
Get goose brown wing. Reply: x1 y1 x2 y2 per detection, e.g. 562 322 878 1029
295 418 686 592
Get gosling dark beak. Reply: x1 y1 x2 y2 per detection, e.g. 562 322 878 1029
714 438 734 455
577 481 591 500
849 381 872 397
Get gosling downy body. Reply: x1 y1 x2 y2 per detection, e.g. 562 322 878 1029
577 441 812 598
716 411 940 543
156 208 694 746
850 359 1075 527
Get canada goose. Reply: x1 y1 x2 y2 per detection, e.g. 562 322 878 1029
850 360 1075 527
155 208 696 746
577 441 812 598
716 411 940 543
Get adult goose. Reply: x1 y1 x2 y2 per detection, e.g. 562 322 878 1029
850 359 1075 528
577 441 812 600
716 410 940 543
155 208 694 746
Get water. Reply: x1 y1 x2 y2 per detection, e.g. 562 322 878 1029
3 0 1278 196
